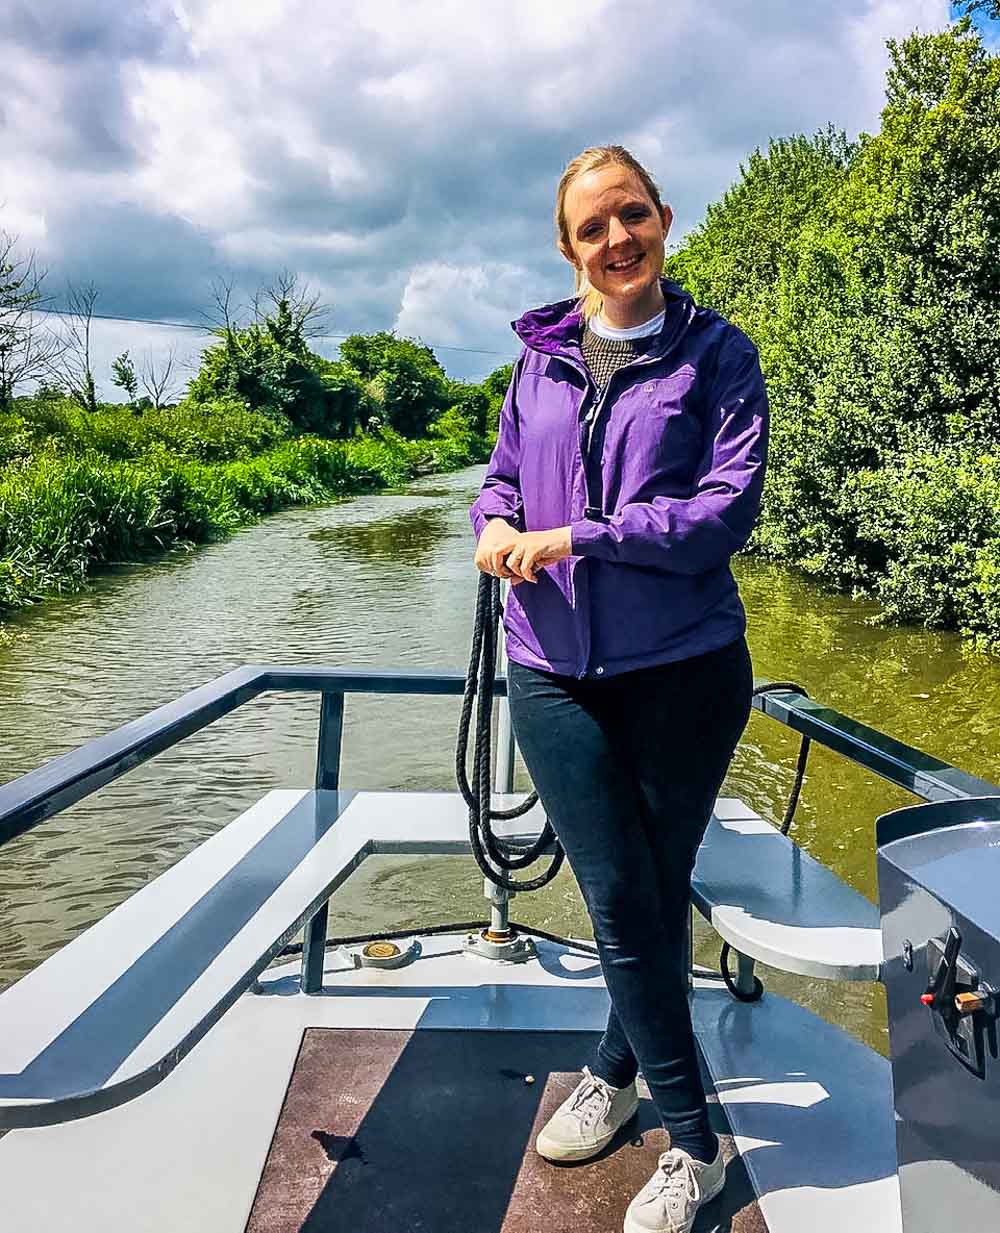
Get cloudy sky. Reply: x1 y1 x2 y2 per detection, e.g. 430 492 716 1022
0 1 991 394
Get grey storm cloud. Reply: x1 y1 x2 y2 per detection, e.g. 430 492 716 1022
43 202 223 321
0 0 954 384
2 2 188 172
0 1 183 61
250 139 409 237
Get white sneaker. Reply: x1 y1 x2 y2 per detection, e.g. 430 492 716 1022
535 1065 640 1162
623 1138 726 1232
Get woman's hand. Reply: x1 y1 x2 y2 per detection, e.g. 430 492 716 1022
474 521 573 584
474 518 522 579
503 527 572 583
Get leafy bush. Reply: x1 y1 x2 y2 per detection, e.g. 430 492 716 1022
441 381 490 435
152 398 294 461
427 406 490 468
188 299 364 437
0 413 34 464
341 426 427 487
846 449 1000 641
5 394 293 463
0 418 477 627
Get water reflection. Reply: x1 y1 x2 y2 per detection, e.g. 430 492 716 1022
309 501 450 567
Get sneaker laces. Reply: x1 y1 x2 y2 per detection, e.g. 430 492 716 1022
638 1149 702 1209
567 1067 614 1128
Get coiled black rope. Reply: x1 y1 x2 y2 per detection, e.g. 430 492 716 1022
455 571 565 892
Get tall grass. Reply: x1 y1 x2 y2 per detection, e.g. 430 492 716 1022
0 397 489 642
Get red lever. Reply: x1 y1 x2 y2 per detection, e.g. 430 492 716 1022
921 927 963 1012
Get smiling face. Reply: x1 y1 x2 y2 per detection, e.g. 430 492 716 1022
559 163 673 327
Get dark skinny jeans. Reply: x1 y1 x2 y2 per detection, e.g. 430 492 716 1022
507 635 753 1159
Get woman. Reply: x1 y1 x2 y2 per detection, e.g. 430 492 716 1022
470 145 768 1233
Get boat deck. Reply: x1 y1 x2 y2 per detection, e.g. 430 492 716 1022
247 1025 763 1232
0 930 899 1233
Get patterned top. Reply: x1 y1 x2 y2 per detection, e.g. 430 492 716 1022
581 323 647 392
579 322 661 455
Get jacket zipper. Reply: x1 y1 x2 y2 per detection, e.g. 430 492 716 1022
562 348 670 514
556 356 599 677
530 344 681 679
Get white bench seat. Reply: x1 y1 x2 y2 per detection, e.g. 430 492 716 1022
692 798 883 982
0 789 363 1127
0 788 549 1129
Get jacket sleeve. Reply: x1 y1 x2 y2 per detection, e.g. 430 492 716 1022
469 352 526 539
569 337 769 574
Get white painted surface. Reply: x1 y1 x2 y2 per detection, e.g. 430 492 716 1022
0 788 885 1125
693 798 883 981
0 789 549 1120
0 930 901 1233
0 789 310 1072
693 986 901 1233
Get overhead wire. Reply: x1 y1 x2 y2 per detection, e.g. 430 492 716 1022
28 305 515 359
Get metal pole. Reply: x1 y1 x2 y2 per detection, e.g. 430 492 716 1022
302 690 344 994
735 950 758 998
494 577 515 797
490 577 514 934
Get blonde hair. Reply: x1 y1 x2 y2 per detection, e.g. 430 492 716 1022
555 145 667 322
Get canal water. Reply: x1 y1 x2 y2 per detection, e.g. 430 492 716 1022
1 462 998 1056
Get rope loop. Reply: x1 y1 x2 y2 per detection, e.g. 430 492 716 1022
456 571 565 892
719 941 765 1002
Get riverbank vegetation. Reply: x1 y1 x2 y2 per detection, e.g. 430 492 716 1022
666 16 1000 651
0 272 511 643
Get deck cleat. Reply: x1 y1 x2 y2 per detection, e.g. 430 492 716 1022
337 937 420 970
464 925 537 963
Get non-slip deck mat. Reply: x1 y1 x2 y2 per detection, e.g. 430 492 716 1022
246 1028 766 1233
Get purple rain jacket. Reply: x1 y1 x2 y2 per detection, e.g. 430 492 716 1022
469 275 769 680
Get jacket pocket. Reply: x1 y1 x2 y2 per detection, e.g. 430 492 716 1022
601 367 702 506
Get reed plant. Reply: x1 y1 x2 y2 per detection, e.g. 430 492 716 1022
0 393 488 642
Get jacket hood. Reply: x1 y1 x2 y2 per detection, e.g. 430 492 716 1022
511 275 697 359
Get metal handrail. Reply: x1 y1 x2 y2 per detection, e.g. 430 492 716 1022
0 666 503 848
1 667 996 853
752 687 999 802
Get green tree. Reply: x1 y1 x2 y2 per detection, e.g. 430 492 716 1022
957 1 1000 19
664 125 857 338
50 281 99 414
667 15 1000 626
111 351 138 404
833 17 1000 448
189 280 364 437
337 330 450 437
338 331 444 381
0 231 63 410
481 362 514 434
442 378 489 435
